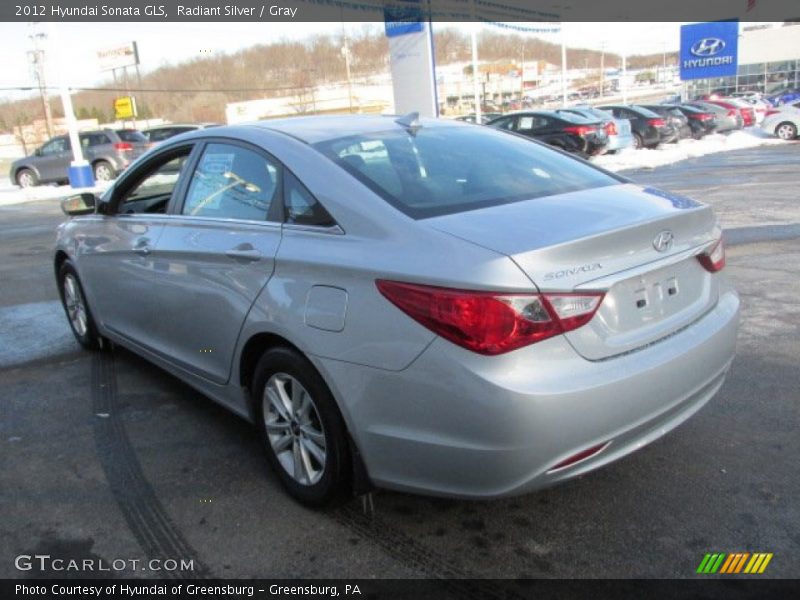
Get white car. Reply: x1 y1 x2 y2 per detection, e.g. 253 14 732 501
761 101 800 140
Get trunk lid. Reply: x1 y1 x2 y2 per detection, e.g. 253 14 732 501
427 183 721 360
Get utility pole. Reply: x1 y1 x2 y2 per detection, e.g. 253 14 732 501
27 23 54 138
599 41 605 99
341 22 353 113
560 24 568 105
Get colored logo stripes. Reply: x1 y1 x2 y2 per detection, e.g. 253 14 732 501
696 552 773 574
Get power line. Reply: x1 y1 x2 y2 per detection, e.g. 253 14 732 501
0 84 314 93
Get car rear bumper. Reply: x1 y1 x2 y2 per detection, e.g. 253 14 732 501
315 284 740 499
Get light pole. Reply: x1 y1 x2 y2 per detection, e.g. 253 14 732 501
560 24 568 105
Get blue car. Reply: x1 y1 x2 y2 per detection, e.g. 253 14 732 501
766 88 800 107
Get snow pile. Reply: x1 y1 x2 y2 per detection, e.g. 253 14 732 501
593 128 784 172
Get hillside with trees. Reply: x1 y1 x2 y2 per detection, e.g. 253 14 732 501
0 26 677 131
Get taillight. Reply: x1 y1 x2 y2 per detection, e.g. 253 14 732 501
690 113 713 121
648 118 666 127
604 121 617 135
764 109 780 117
114 142 133 151
697 238 725 272
563 125 596 136
375 280 604 355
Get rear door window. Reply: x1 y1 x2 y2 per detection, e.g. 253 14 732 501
181 143 280 221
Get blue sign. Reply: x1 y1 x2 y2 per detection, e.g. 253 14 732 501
384 3 423 38
680 21 739 81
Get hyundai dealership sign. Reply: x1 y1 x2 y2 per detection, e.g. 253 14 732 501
680 21 739 81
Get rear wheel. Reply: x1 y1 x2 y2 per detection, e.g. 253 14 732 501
775 122 798 140
93 160 116 182
16 168 38 188
58 261 102 350
253 347 351 507
632 133 644 149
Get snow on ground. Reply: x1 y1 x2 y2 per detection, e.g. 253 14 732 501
0 128 787 208
593 128 784 172
0 179 112 208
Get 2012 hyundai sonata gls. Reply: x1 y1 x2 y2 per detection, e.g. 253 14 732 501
55 115 739 506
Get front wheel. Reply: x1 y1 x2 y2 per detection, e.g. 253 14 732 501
254 347 351 507
58 261 102 350
16 168 38 188
775 122 798 140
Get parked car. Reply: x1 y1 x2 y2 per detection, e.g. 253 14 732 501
55 115 739 506
639 105 693 141
665 104 719 139
765 87 800 107
455 114 493 125
761 101 800 140
557 106 634 153
733 97 771 123
10 129 149 188
487 110 608 157
704 99 755 127
143 123 220 145
684 101 743 133
597 105 677 149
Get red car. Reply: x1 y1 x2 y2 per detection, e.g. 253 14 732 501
704 100 755 127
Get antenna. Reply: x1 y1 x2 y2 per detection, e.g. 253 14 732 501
394 112 422 135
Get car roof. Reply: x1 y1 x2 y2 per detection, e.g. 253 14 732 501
246 114 469 144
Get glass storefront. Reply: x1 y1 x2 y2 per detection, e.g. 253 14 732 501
686 59 799 97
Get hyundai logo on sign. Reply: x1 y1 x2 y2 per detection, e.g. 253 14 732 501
680 22 739 81
690 38 726 57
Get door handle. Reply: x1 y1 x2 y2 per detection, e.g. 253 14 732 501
133 238 151 256
225 246 262 261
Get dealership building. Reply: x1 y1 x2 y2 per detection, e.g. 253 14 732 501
684 23 800 97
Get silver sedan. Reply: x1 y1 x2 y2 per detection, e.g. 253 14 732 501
55 115 739 506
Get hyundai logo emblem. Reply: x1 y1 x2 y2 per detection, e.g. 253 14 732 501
690 38 726 57
653 230 674 253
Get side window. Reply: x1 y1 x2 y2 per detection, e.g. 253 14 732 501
117 148 192 214
41 138 67 155
182 143 279 221
284 171 335 227
492 117 516 130
516 116 547 132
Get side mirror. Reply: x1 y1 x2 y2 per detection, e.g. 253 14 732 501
61 192 96 216
34 148 43 157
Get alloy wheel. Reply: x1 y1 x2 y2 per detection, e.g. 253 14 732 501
263 372 327 486
94 163 113 181
17 171 35 188
63 274 88 337
776 123 797 140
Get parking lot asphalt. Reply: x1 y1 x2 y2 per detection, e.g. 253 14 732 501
1 143 798 581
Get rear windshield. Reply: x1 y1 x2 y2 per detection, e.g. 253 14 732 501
631 106 661 118
115 130 147 143
313 126 620 219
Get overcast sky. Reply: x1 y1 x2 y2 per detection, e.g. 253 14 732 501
0 21 697 101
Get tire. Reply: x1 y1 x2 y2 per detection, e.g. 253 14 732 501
93 160 116 182
632 133 644 149
775 122 798 141
605 149 618 155
16 168 38 188
57 260 102 350
253 347 351 507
